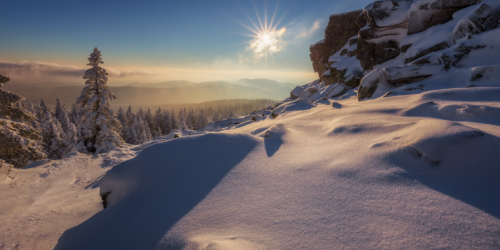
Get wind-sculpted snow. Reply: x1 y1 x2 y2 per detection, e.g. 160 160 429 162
54 133 259 250
51 83 500 249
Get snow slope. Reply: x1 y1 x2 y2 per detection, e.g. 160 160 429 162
0 140 166 250
52 86 500 249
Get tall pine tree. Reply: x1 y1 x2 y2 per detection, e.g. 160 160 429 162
76 47 123 154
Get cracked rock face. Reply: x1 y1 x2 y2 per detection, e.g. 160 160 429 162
453 3 500 42
357 39 401 70
384 64 445 86
310 10 366 78
408 0 481 35
405 41 449 64
364 0 412 28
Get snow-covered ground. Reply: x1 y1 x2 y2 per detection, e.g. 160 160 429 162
0 139 167 250
2 0 500 248
32 85 497 249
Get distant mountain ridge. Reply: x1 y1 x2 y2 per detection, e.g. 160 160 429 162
4 79 297 107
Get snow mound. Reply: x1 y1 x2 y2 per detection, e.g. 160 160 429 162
54 133 259 250
371 119 484 165
271 99 314 118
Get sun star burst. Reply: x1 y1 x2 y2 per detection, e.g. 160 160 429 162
248 27 286 59
230 1 289 64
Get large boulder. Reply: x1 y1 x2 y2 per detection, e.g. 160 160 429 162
384 64 445 85
407 0 481 35
453 3 500 42
358 69 384 100
357 38 401 70
404 41 449 64
310 10 366 78
310 40 329 77
290 86 306 99
363 0 412 28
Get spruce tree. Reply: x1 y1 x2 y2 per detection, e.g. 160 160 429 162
76 47 123 154
213 111 220 122
177 110 188 131
162 109 172 135
69 103 80 124
55 97 77 152
170 109 177 131
145 108 155 133
0 74 46 167
131 116 150 144
125 105 134 126
197 109 208 130
117 107 127 138
153 107 164 135
153 127 162 138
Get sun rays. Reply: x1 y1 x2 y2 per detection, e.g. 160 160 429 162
235 1 289 65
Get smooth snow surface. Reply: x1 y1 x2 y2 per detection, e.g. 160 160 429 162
51 86 500 250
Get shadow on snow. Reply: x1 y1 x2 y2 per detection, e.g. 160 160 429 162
54 133 258 250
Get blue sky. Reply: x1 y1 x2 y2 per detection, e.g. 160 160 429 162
0 0 372 84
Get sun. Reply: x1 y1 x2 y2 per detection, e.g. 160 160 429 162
249 28 287 59
230 1 289 64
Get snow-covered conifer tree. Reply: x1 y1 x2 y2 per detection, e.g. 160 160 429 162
177 110 188 130
76 47 123 154
131 115 150 144
162 110 172 135
142 116 153 142
69 103 80 124
39 98 68 159
0 74 46 167
117 107 128 138
153 107 164 135
187 109 197 130
197 109 208 130
145 108 155 133
125 124 137 145
213 111 220 122
170 109 177 131
152 127 162 139
55 97 77 152
137 108 144 120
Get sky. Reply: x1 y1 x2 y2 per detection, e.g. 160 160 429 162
0 0 373 85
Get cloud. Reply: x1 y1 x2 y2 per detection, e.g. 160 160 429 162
0 60 85 77
0 60 167 78
105 68 167 77
299 20 321 38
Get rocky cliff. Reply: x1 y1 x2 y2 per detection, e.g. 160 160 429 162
300 0 500 103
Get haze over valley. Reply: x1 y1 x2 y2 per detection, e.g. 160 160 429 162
3 79 294 110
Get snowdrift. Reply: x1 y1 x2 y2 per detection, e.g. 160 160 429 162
54 85 500 249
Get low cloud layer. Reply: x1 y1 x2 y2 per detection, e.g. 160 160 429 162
0 60 166 78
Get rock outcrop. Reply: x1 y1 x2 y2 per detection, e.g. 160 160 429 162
453 2 500 41
246 0 496 114
408 0 481 35
309 10 366 78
